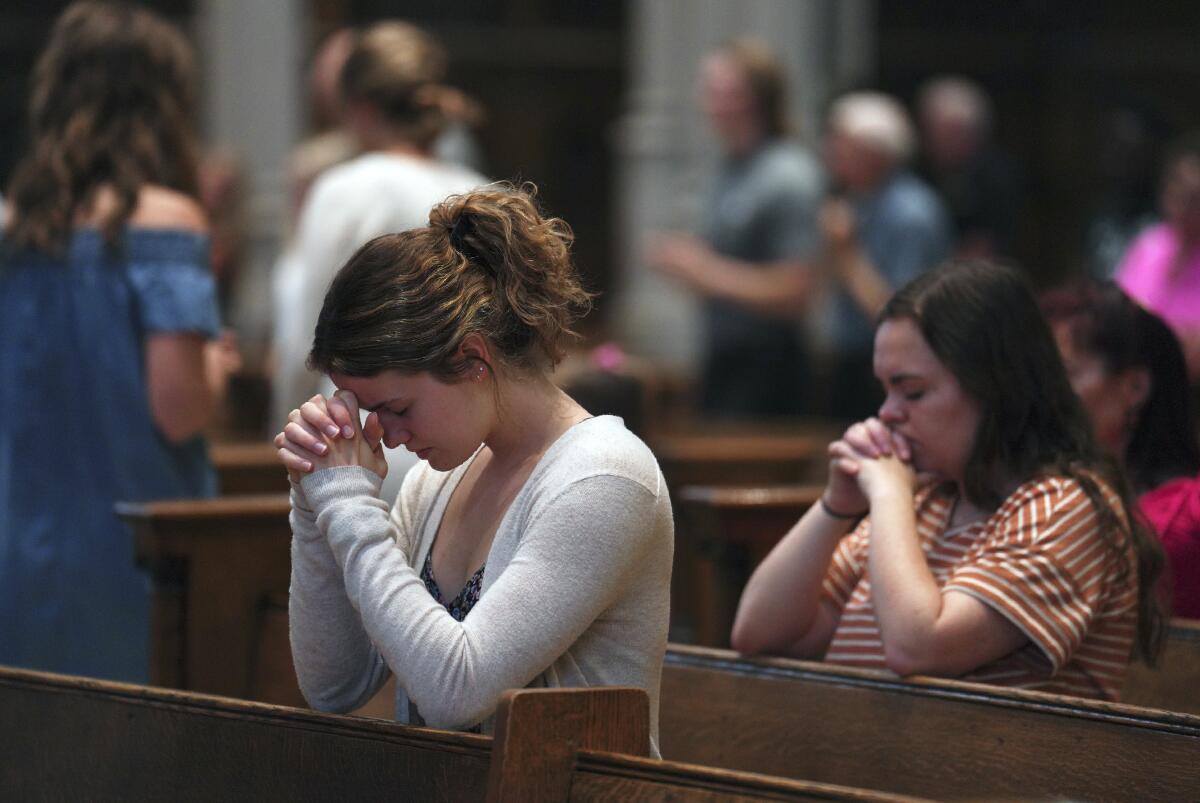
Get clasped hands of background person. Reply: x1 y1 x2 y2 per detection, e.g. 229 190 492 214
275 391 389 483
825 417 922 516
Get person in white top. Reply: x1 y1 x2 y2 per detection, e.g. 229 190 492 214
274 185 674 751
272 21 486 502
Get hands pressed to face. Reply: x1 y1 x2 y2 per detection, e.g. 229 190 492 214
825 417 919 516
274 391 389 484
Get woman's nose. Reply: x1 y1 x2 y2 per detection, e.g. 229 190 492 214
383 424 411 449
878 396 904 425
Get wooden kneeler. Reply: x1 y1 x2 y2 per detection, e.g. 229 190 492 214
487 687 650 802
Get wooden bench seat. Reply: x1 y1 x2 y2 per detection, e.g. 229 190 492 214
661 644 1200 801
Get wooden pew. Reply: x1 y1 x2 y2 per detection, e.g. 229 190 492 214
649 425 832 646
120 494 1200 724
660 644 1200 801
0 668 919 802
677 484 821 646
117 494 294 700
211 441 289 495
1123 617 1200 715
650 429 832 490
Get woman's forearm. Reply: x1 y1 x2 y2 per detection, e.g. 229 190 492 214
865 489 945 674
731 501 856 655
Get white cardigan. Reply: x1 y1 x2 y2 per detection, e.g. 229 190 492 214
288 416 674 748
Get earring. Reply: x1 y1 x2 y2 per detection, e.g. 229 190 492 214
475 364 486 381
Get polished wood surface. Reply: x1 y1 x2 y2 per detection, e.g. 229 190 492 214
1123 617 1200 715
117 494 294 699
660 644 1200 801
211 441 288 495
488 687 650 802
0 666 492 802
651 431 831 489
677 484 821 646
0 668 916 802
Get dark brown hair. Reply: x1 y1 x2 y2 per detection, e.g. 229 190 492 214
309 183 593 381
712 37 791 139
882 260 1166 664
339 21 449 150
1042 280 1200 494
6 1 199 253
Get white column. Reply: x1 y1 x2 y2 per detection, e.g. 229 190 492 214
195 0 306 355
614 0 875 371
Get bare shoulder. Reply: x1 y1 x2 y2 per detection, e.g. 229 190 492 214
129 185 209 234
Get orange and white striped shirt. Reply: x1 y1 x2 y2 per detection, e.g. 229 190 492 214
821 475 1138 700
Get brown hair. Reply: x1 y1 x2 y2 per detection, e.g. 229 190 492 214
713 37 791 138
6 1 199 253
339 21 450 150
309 183 593 381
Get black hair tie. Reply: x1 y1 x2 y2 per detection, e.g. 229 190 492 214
449 213 495 277
449 213 472 252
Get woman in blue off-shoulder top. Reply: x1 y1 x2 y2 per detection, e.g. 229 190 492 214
0 1 234 682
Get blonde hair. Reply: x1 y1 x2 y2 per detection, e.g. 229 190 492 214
339 21 449 149
309 183 594 379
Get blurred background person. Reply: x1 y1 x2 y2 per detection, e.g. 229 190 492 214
649 38 823 420
1044 281 1200 618
818 91 950 420
1115 133 1200 379
285 28 359 228
916 75 1022 261
270 20 487 504
1083 103 1167 280
0 0 234 682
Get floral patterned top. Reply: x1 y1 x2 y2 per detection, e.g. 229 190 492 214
420 549 486 622
409 549 488 730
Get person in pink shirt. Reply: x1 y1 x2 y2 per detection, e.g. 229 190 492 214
1116 134 1200 378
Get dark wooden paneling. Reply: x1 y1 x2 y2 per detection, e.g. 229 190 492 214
661 645 1200 802
0 667 492 803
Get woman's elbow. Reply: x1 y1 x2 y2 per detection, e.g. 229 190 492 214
296 672 372 714
409 693 491 731
730 610 781 656
882 641 944 677
882 648 920 677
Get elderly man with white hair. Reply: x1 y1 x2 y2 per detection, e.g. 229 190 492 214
818 91 950 419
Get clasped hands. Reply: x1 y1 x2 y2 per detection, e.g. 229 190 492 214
824 417 919 517
274 391 388 484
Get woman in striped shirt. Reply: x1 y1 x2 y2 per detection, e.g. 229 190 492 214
732 261 1165 699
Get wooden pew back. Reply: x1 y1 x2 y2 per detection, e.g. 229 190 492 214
0 666 492 801
661 644 1200 801
117 494 294 700
211 442 289 495
1123 617 1200 715
0 668 918 802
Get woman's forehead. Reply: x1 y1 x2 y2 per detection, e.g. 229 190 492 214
873 319 944 378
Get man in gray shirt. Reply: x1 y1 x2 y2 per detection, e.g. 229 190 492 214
651 39 822 418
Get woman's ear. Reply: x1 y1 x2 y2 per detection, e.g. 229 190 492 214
1121 367 1152 415
456 334 494 380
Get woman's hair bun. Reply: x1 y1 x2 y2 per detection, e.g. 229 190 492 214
429 182 594 368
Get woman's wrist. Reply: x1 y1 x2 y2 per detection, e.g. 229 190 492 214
819 493 868 521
